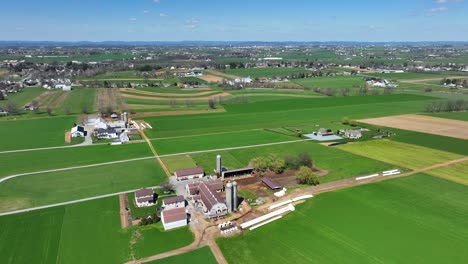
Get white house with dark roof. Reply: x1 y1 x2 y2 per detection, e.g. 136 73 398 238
175 168 204 181
71 126 86 137
134 188 155 207
162 195 185 210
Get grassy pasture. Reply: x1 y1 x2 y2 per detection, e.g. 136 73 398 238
218 174 468 264
426 160 468 186
161 155 198 173
293 75 365 89
60 88 96 114
189 141 395 183
424 111 468 121
0 196 194 264
338 139 462 170
147 247 217 264
0 116 77 151
222 67 312 78
0 87 44 109
0 143 153 178
0 159 166 212
142 95 433 138
152 130 295 155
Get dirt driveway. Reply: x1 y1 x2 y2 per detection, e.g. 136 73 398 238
359 114 468 139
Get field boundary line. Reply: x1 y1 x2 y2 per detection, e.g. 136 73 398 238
0 142 110 154
0 185 161 216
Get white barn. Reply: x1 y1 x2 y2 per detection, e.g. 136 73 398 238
161 207 188 231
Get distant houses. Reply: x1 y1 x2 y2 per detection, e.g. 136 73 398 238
318 128 334 137
342 129 362 139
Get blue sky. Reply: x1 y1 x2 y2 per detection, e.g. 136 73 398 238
2 0 467 41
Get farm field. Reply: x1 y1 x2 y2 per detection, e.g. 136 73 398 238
425 111 468 121
147 247 217 264
0 196 194 264
152 129 296 155
359 114 468 139
60 88 96 114
293 75 365 90
161 155 198 173
0 158 166 212
188 141 395 183
0 143 153 178
362 72 456 80
426 160 468 186
218 174 468 264
0 116 78 151
338 139 462 170
0 87 45 109
142 94 434 138
222 67 312 78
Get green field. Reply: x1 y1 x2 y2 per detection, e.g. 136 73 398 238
426 160 468 186
161 155 198 173
293 76 365 90
222 67 312 78
0 143 153 178
188 141 395 183
425 111 468 121
0 116 78 151
152 130 295 155
218 174 468 264
61 88 96 114
338 139 462 170
0 87 44 109
147 247 217 264
142 94 435 138
0 196 194 264
0 158 166 212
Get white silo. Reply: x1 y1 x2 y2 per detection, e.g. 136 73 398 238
226 182 233 213
216 155 222 176
232 181 238 211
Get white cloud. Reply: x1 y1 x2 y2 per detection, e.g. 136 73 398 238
129 18 137 21
184 18 200 29
434 0 448 3
434 0 464 3
160 13 170 17
430 6 449 12
142 10 150 14
154 0 160 3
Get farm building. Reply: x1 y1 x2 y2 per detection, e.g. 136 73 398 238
343 129 362 139
186 179 227 218
318 128 334 137
55 83 71 91
161 207 188 231
262 178 282 190
134 188 155 207
71 126 86 137
162 195 185 210
94 128 118 139
175 168 204 181
221 168 254 179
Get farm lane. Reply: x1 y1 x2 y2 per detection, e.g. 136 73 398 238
0 141 108 154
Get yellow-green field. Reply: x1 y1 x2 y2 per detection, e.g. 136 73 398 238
338 139 462 170
426 160 468 186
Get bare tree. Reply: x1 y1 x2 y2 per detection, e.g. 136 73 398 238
46 107 53 116
5 100 19 115
208 99 215 109
30 100 40 113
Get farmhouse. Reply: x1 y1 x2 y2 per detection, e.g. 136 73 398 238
318 128 334 137
175 168 204 181
186 179 227 218
343 129 362 139
262 177 282 190
55 83 71 91
94 128 118 139
134 188 155 207
71 126 86 137
161 207 188 231
162 195 185 210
